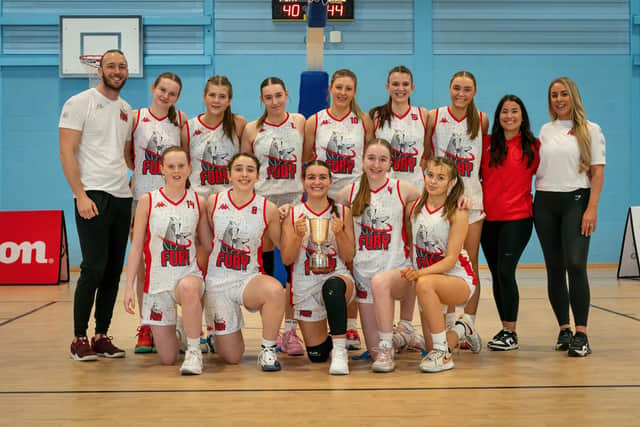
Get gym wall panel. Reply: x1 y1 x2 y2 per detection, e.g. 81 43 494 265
214 0 414 54
433 0 629 54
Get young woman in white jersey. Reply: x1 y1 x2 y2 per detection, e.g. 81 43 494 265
204 152 286 371
182 75 247 200
426 70 487 351
334 139 422 373
123 146 211 375
304 69 374 352
534 77 605 357
369 65 429 355
124 72 187 354
241 77 306 357
402 156 477 373
281 160 356 375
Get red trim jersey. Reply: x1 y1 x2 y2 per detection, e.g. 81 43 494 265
290 202 351 297
185 114 239 197
131 108 183 200
313 108 366 197
431 106 484 210
409 201 477 286
481 133 540 221
350 178 409 278
251 112 304 200
374 106 426 190
144 188 201 294
206 190 267 289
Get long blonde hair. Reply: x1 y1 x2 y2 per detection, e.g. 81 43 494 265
351 139 393 217
450 71 481 140
330 69 365 120
548 77 591 173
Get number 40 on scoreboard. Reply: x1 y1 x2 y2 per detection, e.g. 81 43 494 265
272 0 355 22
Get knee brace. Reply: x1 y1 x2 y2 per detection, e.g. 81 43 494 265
306 336 333 363
322 277 347 336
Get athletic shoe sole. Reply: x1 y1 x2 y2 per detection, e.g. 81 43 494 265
488 344 519 351
69 352 98 362
96 351 125 358
420 361 454 373
568 348 591 357
134 346 153 354
180 367 202 375
371 363 395 373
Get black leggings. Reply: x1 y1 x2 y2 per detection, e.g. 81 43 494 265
533 189 591 327
74 191 131 337
262 250 291 286
480 217 533 323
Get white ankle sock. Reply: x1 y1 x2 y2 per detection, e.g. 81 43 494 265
187 337 200 351
379 331 393 347
333 338 347 350
445 313 457 330
463 313 476 326
431 331 448 352
262 338 277 348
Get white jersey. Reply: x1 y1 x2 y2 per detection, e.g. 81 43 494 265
252 112 304 201
206 190 267 289
144 188 201 294
186 114 239 197
409 201 477 285
131 108 183 200
313 108 366 198
431 106 484 210
350 177 409 279
290 202 351 298
375 106 426 190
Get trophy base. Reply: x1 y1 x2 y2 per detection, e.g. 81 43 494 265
310 254 331 275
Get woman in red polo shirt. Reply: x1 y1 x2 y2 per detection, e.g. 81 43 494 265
480 94 539 351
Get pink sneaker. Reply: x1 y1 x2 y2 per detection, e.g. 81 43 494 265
279 329 305 356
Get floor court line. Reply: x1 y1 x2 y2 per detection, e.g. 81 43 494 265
590 304 640 322
0 301 57 328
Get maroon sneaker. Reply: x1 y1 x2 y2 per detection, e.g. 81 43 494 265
92 336 126 358
70 336 98 361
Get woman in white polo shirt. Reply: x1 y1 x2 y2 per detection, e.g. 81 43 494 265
534 77 605 357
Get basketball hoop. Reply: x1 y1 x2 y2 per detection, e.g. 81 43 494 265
79 54 102 88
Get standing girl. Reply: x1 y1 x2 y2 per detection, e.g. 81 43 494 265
124 72 186 353
426 70 488 351
370 65 428 190
123 146 211 375
241 77 306 356
304 69 374 351
280 160 356 375
403 156 477 373
335 139 422 373
204 153 286 371
480 95 539 350
534 77 605 357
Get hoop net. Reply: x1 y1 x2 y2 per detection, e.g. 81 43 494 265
79 55 102 88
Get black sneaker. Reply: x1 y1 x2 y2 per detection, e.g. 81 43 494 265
555 328 573 351
488 329 519 351
568 332 592 357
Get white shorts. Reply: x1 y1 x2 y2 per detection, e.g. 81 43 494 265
141 280 205 326
468 209 486 224
204 274 260 336
293 275 355 322
439 275 477 313
353 270 373 304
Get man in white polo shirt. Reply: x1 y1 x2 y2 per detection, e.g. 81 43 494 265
59 49 133 361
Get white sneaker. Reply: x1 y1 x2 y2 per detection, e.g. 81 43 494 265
258 346 281 372
180 348 203 375
456 318 482 354
392 322 426 352
420 349 454 373
329 347 349 375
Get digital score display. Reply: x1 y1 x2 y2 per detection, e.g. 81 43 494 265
272 0 354 22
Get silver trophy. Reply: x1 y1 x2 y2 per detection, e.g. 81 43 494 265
308 217 331 274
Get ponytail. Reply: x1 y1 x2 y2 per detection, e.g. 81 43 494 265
153 72 182 127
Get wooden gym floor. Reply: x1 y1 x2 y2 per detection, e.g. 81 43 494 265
0 267 639 426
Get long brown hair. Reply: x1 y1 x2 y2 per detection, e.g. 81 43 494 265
450 71 481 139
302 160 339 217
369 65 413 129
204 75 236 141
154 72 182 127
413 156 464 221
330 69 365 120
351 139 393 217
256 76 286 130
547 77 591 173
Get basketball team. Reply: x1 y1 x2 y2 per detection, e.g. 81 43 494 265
58 49 605 375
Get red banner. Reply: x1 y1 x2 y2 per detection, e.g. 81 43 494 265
0 210 69 285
